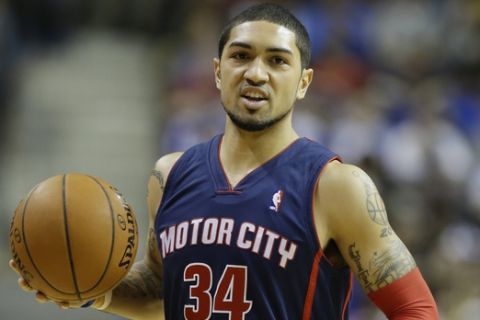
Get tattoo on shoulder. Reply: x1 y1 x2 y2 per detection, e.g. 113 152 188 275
348 239 416 293
151 169 165 191
352 170 393 238
114 262 163 299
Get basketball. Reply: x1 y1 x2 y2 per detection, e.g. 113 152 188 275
9 173 139 302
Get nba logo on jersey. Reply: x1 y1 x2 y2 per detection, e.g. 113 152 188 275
269 190 283 212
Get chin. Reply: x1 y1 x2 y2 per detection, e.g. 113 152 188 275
227 111 290 132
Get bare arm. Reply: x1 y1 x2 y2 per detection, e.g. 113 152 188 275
315 161 438 317
102 152 183 320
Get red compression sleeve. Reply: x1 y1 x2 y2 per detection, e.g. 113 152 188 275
367 268 439 319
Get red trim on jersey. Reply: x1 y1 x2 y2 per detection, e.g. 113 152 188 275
368 268 439 319
302 249 323 320
216 134 301 191
341 272 353 319
302 249 353 320
305 156 351 319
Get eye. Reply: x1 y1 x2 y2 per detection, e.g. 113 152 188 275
231 52 249 60
271 56 287 65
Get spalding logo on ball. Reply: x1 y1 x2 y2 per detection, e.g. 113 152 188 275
9 173 139 302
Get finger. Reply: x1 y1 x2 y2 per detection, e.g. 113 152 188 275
56 301 70 310
18 278 35 293
9 260 20 275
35 291 49 304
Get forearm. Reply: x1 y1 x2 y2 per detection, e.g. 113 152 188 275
101 260 164 320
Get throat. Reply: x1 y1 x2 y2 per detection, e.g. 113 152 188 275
226 172 252 190
221 160 259 190
218 130 299 189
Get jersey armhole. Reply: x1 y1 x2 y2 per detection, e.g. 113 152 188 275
309 156 342 266
157 152 187 214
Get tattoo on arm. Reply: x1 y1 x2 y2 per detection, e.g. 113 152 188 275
369 238 416 289
348 239 416 293
114 228 164 299
348 171 416 292
352 170 393 238
148 227 163 268
151 170 165 191
118 169 165 300
348 242 373 292
113 262 163 299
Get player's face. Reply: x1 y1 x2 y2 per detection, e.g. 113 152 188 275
214 21 313 132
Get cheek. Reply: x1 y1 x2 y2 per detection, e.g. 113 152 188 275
278 79 300 100
223 76 241 98
220 84 235 105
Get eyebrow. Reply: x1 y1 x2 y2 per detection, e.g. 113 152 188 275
228 41 293 55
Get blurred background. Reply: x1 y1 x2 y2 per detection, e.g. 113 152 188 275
0 0 479 319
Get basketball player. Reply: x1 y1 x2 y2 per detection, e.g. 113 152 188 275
10 3 439 319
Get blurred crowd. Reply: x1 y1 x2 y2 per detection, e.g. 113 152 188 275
1 0 479 319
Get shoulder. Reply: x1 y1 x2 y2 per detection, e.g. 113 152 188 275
153 152 184 177
316 161 380 241
318 160 373 195
152 136 218 179
318 160 371 200
147 152 184 222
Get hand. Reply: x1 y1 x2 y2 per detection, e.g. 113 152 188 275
9 259 96 309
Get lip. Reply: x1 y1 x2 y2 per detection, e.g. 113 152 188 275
240 96 269 110
239 87 270 110
240 87 269 100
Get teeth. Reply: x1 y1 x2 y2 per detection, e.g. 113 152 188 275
245 96 264 101
244 93 265 99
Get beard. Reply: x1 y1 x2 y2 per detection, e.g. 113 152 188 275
223 104 293 132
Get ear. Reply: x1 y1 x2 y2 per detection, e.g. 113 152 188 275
296 68 313 100
213 58 221 90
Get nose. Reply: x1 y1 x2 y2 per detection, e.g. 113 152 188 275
244 58 268 85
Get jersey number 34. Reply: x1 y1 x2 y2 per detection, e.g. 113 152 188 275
184 263 253 320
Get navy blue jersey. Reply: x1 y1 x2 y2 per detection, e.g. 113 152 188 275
155 135 352 320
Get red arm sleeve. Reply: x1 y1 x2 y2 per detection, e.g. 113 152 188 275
367 268 439 319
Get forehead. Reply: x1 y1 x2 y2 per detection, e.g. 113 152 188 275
226 20 299 55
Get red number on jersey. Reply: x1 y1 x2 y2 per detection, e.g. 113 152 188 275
184 263 212 320
214 265 252 320
184 263 252 320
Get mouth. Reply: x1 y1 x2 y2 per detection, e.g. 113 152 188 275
241 94 268 102
240 88 269 107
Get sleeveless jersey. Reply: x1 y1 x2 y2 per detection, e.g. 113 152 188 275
155 135 352 320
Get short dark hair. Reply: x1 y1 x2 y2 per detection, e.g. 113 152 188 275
218 3 311 69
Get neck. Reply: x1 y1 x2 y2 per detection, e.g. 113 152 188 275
219 117 299 186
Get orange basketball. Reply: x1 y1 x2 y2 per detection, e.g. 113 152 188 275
9 173 139 302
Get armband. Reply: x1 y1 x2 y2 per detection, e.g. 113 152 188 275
368 268 439 319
